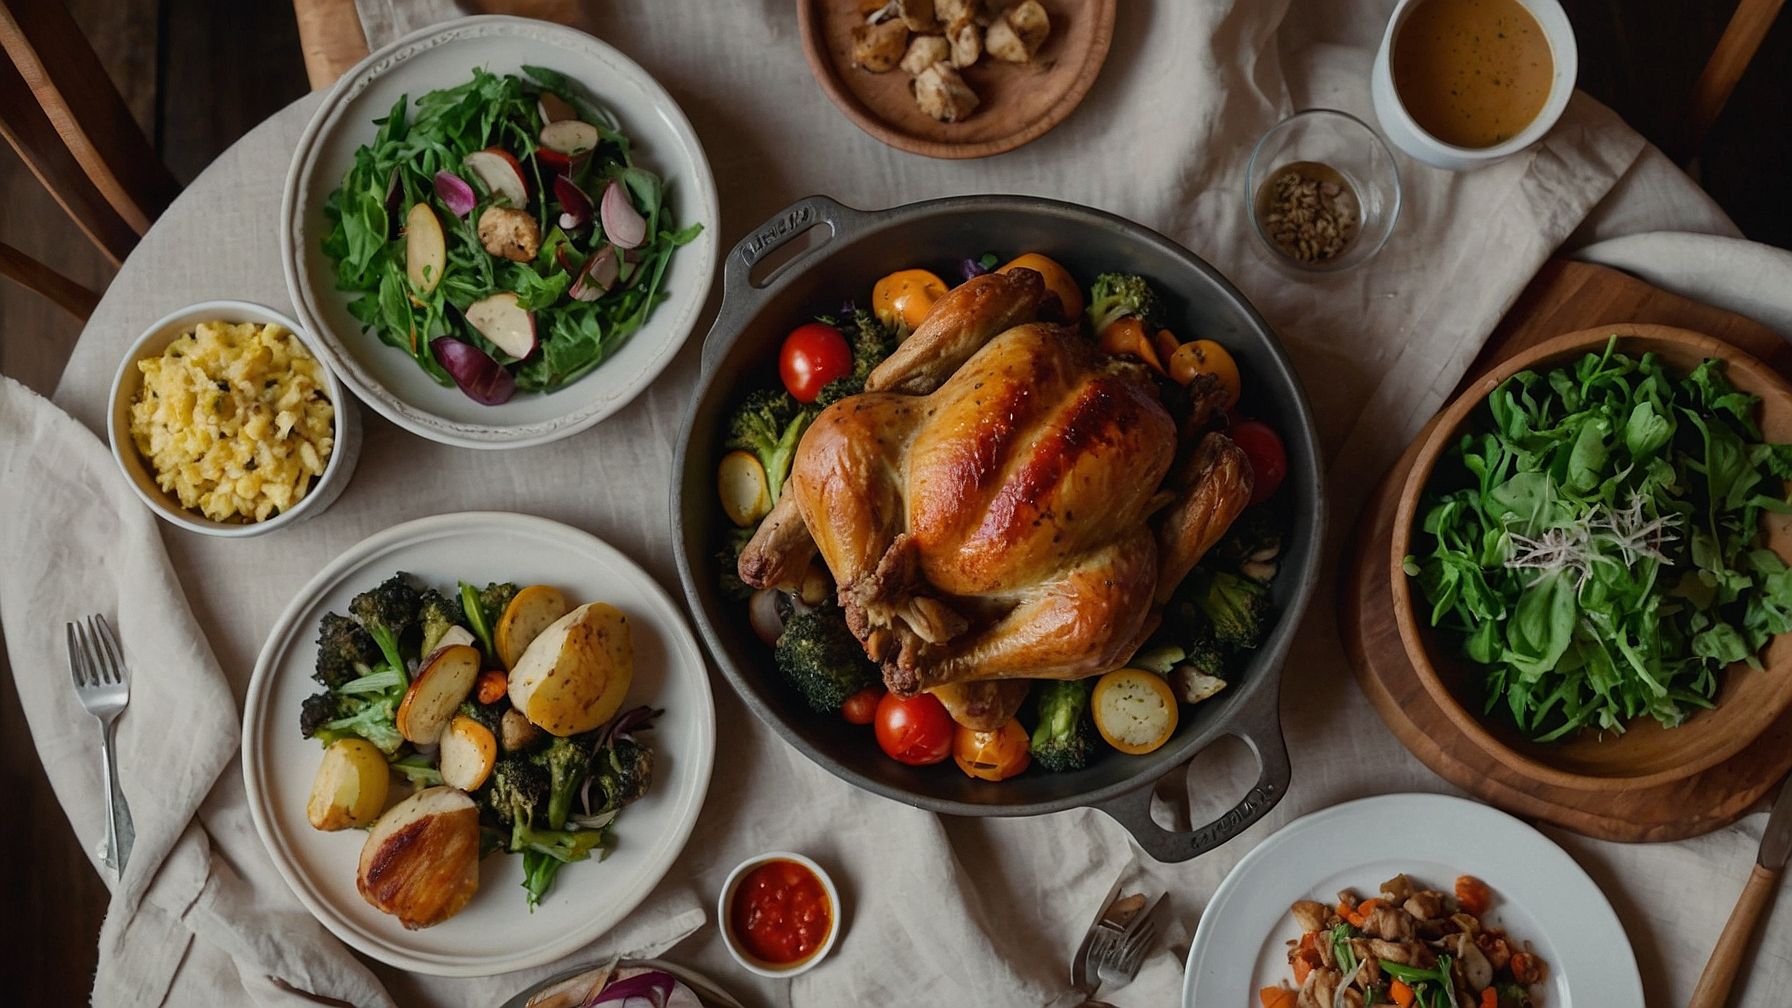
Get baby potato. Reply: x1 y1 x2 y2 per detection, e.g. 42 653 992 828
508 601 633 736
307 738 390 831
495 584 570 670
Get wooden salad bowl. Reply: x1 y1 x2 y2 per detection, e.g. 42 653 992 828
797 0 1117 159
1390 324 1792 791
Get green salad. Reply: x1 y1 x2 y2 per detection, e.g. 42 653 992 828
321 66 701 405
1407 337 1792 741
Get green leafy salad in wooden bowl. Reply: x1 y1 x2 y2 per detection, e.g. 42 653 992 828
321 66 702 405
1406 335 1792 743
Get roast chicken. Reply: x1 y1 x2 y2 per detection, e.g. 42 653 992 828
739 268 1253 728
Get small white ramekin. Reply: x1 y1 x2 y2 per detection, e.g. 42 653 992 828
1370 0 1579 171
717 851 841 978
108 300 361 538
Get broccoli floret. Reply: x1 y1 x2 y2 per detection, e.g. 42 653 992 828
418 587 468 656
493 752 608 909
717 525 756 601
1086 272 1163 333
592 736 654 812
815 308 898 407
1194 570 1272 650
1031 679 1096 773
458 581 519 658
314 613 382 688
491 754 549 834
298 665 409 754
1211 506 1285 582
773 606 880 712
299 691 339 738
532 734 597 830
1130 644 1186 675
1182 630 1229 679
458 695 507 738
349 574 421 675
390 750 444 787
726 388 815 504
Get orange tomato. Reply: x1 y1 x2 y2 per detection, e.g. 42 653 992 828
998 253 1083 320
1097 317 1164 372
952 718 1031 781
872 269 948 331
1167 339 1241 406
1455 874 1492 917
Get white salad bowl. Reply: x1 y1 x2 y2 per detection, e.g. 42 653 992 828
280 15 719 450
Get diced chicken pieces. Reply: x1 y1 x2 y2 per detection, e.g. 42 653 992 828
897 0 938 32
1510 951 1548 985
1362 903 1416 941
1368 938 1415 964
947 18 981 67
1348 942 1380 985
986 0 1051 62
1403 889 1457 921
1290 900 1330 934
1380 873 1415 904
1449 912 1482 938
852 18 909 72
914 62 980 121
477 206 541 262
1298 967 1340 1008
901 34 952 75
935 0 975 22
1477 932 1512 971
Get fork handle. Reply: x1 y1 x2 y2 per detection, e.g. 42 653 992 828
1689 863 1782 1008
98 717 132 876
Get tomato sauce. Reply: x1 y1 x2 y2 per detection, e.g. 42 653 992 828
729 859 831 965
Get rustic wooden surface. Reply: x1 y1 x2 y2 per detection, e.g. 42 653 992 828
1342 260 1792 841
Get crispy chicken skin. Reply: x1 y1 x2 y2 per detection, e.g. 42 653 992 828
1154 430 1253 604
357 787 480 929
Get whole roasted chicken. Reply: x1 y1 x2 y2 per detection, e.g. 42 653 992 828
739 269 1252 728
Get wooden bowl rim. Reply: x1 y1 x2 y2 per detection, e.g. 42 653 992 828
796 0 1119 160
1389 323 1792 791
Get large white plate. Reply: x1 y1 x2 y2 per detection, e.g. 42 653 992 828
1183 793 1641 1006
281 16 719 449
243 512 716 976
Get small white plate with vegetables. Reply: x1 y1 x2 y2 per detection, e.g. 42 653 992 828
1182 793 1641 1008
281 15 718 449
242 511 715 976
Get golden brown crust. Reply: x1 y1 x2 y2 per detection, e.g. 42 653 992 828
738 489 817 591
931 679 1032 730
866 268 1045 395
1154 432 1253 604
357 789 480 930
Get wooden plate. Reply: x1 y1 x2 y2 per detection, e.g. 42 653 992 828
1340 260 1792 842
1393 324 1792 790
798 0 1117 159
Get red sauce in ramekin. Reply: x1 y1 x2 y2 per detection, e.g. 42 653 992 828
729 858 832 966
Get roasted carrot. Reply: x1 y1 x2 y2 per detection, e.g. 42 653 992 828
1153 328 1182 364
1097 316 1164 372
1260 988 1298 1008
475 668 508 704
1291 947 1322 984
1389 980 1415 1007
1456 875 1492 917
1479 989 1498 1008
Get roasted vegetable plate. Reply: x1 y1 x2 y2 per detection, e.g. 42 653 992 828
714 253 1293 781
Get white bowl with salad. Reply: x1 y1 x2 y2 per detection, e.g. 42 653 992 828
281 15 717 449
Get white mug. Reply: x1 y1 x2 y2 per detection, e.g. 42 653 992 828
1370 0 1579 171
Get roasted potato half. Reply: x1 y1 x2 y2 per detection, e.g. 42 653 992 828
439 715 497 791
396 643 481 745
357 786 481 929
496 584 570 670
306 738 390 831
508 601 633 736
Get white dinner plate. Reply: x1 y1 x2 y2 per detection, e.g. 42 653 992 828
1183 793 1641 1006
281 16 719 449
242 512 716 976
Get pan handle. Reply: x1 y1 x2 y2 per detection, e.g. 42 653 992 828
1094 674 1289 863
703 195 871 375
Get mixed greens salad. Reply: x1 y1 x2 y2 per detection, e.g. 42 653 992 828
322 66 701 405
1408 337 1792 741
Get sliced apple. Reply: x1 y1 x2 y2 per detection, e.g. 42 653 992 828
439 715 498 791
537 91 578 124
536 146 573 177
306 738 390 831
463 147 529 207
464 292 537 360
405 203 446 294
540 119 600 156
496 585 571 670
395 643 481 745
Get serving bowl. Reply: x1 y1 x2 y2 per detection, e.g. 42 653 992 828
673 195 1324 862
1391 324 1792 791
281 15 719 450
107 299 361 538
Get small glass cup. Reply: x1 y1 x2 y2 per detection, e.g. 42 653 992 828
1245 109 1401 273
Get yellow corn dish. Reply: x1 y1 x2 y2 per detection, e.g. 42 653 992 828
129 320 334 523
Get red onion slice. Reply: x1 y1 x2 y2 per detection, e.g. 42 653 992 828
582 969 673 1008
600 179 647 249
554 175 593 230
433 170 478 217
431 337 516 405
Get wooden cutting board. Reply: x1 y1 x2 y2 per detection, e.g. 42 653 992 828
1341 259 1792 842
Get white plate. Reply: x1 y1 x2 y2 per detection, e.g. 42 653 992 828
1182 793 1641 1006
242 512 716 976
281 16 719 449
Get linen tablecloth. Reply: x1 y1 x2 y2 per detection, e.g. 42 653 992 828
7 0 1790 1005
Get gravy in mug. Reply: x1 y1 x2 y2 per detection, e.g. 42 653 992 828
1391 0 1553 149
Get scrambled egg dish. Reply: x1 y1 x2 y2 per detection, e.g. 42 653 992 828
129 320 335 523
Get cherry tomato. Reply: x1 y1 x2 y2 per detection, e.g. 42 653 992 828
841 686 884 725
952 718 1032 781
873 691 955 765
779 322 852 403
1168 339 1241 407
872 269 949 331
998 253 1083 321
1231 419 1287 503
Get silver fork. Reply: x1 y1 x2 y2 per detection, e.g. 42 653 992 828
1071 888 1166 1006
67 614 135 876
